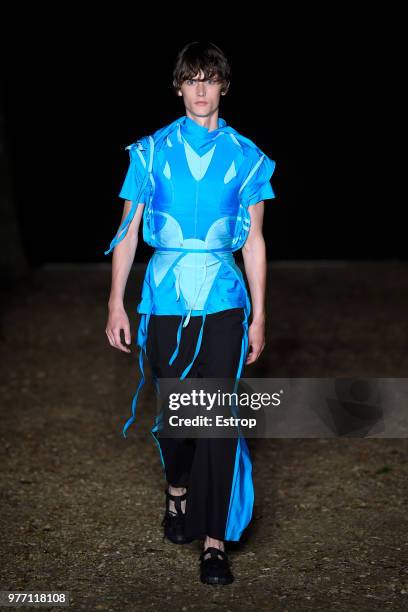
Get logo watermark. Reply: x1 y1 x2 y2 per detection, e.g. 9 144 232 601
151 378 408 438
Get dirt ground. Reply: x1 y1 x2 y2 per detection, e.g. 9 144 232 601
1 261 408 611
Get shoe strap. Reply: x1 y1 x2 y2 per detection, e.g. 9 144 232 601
200 547 227 562
165 488 187 514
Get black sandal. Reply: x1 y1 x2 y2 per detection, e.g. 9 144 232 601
161 487 194 544
199 546 234 585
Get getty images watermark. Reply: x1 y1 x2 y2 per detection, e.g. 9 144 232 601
151 378 408 438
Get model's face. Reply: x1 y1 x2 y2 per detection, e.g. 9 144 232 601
178 69 225 119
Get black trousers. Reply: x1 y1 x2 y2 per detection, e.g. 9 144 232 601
145 307 248 541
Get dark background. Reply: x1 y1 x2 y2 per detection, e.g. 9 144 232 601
2 21 408 610
2 27 406 265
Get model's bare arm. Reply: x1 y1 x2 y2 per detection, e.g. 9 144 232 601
105 201 145 353
241 201 267 364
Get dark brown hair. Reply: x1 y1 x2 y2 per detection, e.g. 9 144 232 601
172 40 231 96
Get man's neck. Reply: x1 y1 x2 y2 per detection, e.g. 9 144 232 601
185 109 219 132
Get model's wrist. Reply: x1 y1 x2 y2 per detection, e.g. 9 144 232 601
108 296 124 310
251 312 266 324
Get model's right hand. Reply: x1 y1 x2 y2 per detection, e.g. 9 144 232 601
105 306 132 353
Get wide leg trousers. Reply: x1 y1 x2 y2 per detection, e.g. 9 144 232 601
145 307 250 542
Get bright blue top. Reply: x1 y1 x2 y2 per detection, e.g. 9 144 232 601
114 114 276 322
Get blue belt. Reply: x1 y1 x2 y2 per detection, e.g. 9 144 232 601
154 246 234 252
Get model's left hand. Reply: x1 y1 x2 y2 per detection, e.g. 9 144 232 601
245 319 266 364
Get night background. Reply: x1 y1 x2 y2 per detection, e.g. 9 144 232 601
2 23 408 610
2 30 406 269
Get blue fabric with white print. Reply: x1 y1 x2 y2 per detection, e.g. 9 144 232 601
104 114 275 541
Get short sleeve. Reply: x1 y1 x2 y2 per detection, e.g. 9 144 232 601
118 143 151 204
240 149 276 207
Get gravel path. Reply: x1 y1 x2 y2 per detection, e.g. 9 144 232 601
1 262 407 611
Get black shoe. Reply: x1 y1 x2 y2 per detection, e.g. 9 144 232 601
199 547 234 585
161 487 194 545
